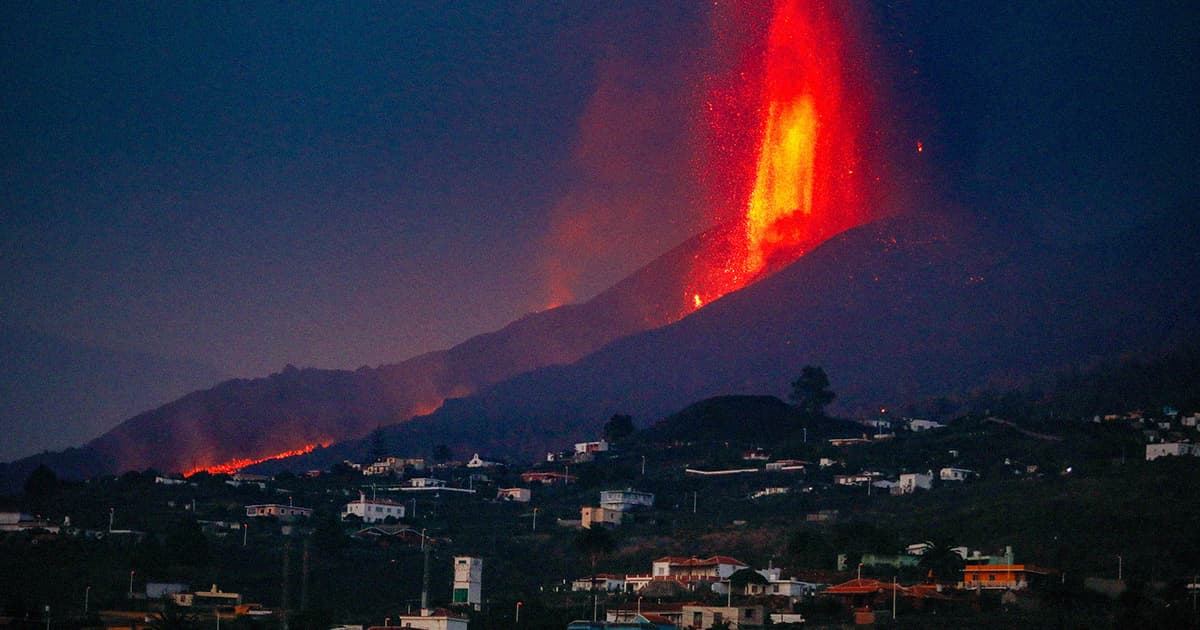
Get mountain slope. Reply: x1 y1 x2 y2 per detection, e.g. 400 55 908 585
357 209 1200 463
0 328 226 462
1 218 777 483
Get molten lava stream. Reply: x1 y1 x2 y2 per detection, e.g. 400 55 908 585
184 441 329 477
686 0 865 312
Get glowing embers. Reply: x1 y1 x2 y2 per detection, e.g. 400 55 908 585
184 441 329 477
684 0 865 314
744 94 819 275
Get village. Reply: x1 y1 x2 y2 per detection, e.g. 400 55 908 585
3 400 1200 629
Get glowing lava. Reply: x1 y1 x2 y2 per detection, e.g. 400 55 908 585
686 0 867 311
184 442 330 477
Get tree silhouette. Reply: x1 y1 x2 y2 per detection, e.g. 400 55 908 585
574 526 616 577
790 366 835 418
602 414 635 443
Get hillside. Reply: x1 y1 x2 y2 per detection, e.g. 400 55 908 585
0 219 782 486
354 209 1200 463
0 328 226 462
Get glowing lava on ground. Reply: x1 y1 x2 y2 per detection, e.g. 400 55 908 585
685 0 867 310
184 442 330 477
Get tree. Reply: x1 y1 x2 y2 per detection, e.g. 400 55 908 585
23 465 58 499
603 414 635 443
917 540 965 584
574 526 616 576
789 366 835 418
148 600 199 630
369 426 387 462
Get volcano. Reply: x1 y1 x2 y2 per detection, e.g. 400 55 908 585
1 0 881 484
296 208 1200 466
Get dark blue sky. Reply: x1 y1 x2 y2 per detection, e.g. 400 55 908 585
2 1 1195 377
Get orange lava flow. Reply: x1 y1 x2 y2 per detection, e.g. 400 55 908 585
686 0 866 311
184 442 330 477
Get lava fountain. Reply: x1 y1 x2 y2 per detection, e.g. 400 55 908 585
686 0 868 310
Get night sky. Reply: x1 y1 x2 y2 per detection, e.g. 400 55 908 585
2 1 1195 379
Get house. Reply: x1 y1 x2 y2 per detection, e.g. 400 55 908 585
572 614 676 629
173 584 242 608
600 489 655 512
960 564 1053 590
764 459 807 472
742 448 770 461
652 556 749 582
1145 442 1200 461
680 605 765 629
466 453 501 468
575 440 610 454
833 473 877 486
496 487 531 503
521 471 576 485
821 578 908 609
606 602 687 626
155 475 187 486
364 457 427 476
0 512 56 532
572 574 627 592
244 503 313 519
408 477 447 489
894 472 933 495
828 437 871 447
908 418 946 431
581 506 624 529
939 467 975 482
745 568 824 599
376 608 468 630
342 493 406 523
748 487 790 499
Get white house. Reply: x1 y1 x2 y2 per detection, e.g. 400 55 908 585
572 574 626 592
574 440 609 454
496 487 531 502
908 418 946 431
342 493 406 523
895 472 933 495
600 489 655 512
746 568 824 598
940 467 975 482
385 609 469 630
1146 442 1200 461
581 506 623 529
466 453 502 468
244 503 313 519
651 556 748 581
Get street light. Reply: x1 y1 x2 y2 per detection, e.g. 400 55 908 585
532 507 538 532
84 586 91 615
44 605 50 630
1117 555 1122 581
515 601 523 625
129 570 135 596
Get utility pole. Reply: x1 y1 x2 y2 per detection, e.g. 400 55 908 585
892 575 897 620
108 508 114 533
693 491 698 514
421 544 431 613
1117 555 1123 582
532 507 538 532
300 539 310 611
280 540 291 630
